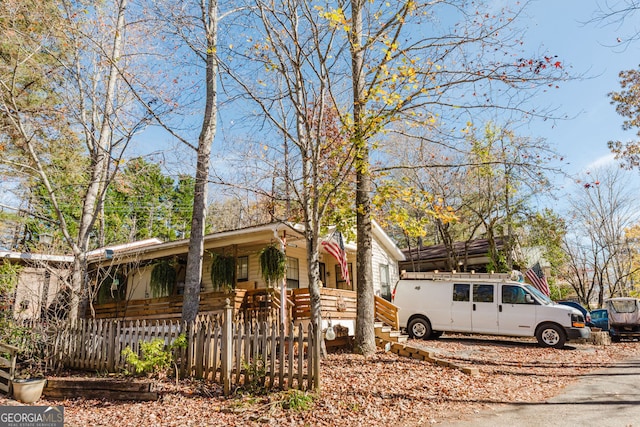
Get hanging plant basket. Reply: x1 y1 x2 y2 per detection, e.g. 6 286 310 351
150 261 177 297
210 253 236 291
97 271 126 304
259 244 286 287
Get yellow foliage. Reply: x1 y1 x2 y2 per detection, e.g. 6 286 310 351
318 7 348 29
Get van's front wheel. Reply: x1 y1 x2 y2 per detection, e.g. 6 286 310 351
408 317 432 340
536 323 566 349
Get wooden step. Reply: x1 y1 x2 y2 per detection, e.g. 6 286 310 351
382 342 480 376
374 326 409 343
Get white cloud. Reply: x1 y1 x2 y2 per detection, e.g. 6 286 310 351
584 153 616 172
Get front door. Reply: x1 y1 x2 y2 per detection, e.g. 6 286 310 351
319 262 327 287
498 284 536 336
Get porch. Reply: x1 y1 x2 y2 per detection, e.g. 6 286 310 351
88 287 401 332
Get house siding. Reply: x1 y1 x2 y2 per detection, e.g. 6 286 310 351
204 244 310 291
13 267 68 320
320 251 355 290
372 236 399 298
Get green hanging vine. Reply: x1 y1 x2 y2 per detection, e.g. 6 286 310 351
210 253 236 291
150 260 177 297
0 260 21 297
259 244 286 287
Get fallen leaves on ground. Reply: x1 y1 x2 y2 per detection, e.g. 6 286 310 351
1 335 637 426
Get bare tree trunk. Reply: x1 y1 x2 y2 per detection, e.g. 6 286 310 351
182 0 218 322
68 0 128 322
350 0 375 357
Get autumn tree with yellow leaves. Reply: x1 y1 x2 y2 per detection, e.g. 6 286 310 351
223 0 569 356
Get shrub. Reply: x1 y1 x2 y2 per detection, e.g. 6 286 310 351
239 356 267 395
280 390 315 411
122 334 187 378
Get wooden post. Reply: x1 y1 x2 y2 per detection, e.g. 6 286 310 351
313 313 321 391
107 320 116 372
281 230 287 330
222 298 233 396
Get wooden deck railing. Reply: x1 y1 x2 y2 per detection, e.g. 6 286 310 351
0 342 18 394
90 286 400 331
90 290 245 320
374 295 400 330
291 288 357 321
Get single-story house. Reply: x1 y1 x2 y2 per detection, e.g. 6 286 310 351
4 221 406 336
84 220 405 322
0 222 404 318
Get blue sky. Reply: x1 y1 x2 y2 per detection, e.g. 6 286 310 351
3 1 638 210
521 1 640 185
136 0 640 209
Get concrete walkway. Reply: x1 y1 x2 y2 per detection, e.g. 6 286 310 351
445 357 640 427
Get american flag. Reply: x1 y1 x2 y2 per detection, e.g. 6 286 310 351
321 232 350 287
525 262 550 297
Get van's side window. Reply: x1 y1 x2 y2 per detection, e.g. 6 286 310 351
473 284 494 303
453 284 470 302
502 285 528 304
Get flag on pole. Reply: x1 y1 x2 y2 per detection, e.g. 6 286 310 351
321 232 350 287
525 262 550 296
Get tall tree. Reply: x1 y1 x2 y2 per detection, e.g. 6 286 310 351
463 123 559 271
223 0 356 330
1 0 173 320
319 0 568 355
222 0 568 356
148 0 240 322
608 67 640 168
1 0 129 320
561 167 639 307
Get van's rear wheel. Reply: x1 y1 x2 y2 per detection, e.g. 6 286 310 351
408 317 432 340
536 323 566 349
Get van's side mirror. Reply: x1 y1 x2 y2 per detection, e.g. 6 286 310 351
525 294 534 304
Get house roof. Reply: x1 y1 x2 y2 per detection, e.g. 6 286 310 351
88 222 307 264
0 239 164 264
402 237 505 263
2 220 405 266
86 238 164 259
0 251 74 264
88 220 405 265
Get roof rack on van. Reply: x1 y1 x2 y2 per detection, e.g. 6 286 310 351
400 271 511 280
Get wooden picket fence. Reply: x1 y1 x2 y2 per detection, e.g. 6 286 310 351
52 301 320 394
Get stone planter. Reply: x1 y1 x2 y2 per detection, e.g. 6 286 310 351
11 378 47 404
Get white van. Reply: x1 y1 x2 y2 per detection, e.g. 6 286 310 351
393 272 590 348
